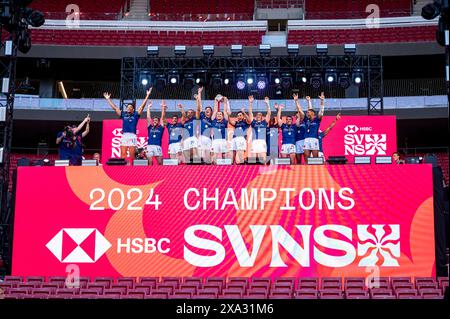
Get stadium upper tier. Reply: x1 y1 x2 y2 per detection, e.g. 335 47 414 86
4 16 434 47
31 1 415 21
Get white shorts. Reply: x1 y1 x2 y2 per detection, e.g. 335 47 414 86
120 133 137 147
281 144 296 155
147 145 162 157
183 136 199 151
251 139 267 154
232 136 247 151
168 142 182 155
199 135 212 151
212 139 228 153
295 140 305 154
304 137 320 151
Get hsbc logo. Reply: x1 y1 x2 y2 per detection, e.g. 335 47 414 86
344 125 359 133
46 228 111 263
343 124 387 156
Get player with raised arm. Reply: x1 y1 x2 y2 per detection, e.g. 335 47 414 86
103 88 151 162
303 92 325 159
146 100 166 165
167 104 185 164
318 113 341 158
293 94 306 164
228 102 251 165
248 96 271 164
195 86 213 164
210 97 230 164
277 103 297 164
181 99 198 164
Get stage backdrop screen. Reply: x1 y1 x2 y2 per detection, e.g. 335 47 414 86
101 115 397 164
12 165 435 280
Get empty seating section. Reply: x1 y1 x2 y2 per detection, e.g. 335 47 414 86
31 0 126 20
256 0 304 9
149 0 254 21
29 29 265 46
288 26 436 45
1 276 447 299
305 0 412 19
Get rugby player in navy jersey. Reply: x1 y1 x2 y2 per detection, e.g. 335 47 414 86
248 96 272 164
276 103 297 164
293 93 306 164
195 86 213 164
210 97 230 164
181 100 198 163
167 104 185 164
317 113 341 158
228 104 250 164
303 92 325 158
103 88 151 162
56 115 90 164
146 100 166 165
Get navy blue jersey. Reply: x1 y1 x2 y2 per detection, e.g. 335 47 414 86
212 119 228 140
251 119 268 140
167 122 183 144
148 125 165 146
121 111 140 134
304 117 321 139
57 131 74 159
280 123 296 145
183 117 195 137
296 121 306 142
200 111 213 137
232 120 249 138
73 132 84 156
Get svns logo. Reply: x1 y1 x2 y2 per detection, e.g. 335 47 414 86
111 128 147 158
344 125 387 155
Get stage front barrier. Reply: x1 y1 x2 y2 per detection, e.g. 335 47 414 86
12 165 435 280
101 115 397 164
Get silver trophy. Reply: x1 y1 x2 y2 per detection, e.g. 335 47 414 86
215 94 223 102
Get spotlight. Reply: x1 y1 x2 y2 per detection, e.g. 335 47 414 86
310 73 323 89
287 44 300 55
352 70 364 85
338 73 351 89
195 70 207 86
270 70 281 85
246 72 256 86
281 72 292 89
257 80 266 90
183 73 195 90
168 71 179 84
23 8 45 27
421 0 441 20
139 71 151 87
344 44 356 55
147 46 159 56
259 44 271 56
325 70 337 83
236 80 245 90
17 28 32 54
155 74 166 89
316 44 328 55
202 45 215 56
231 44 243 55
174 45 186 56
224 78 230 85
211 73 223 88
295 69 307 84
